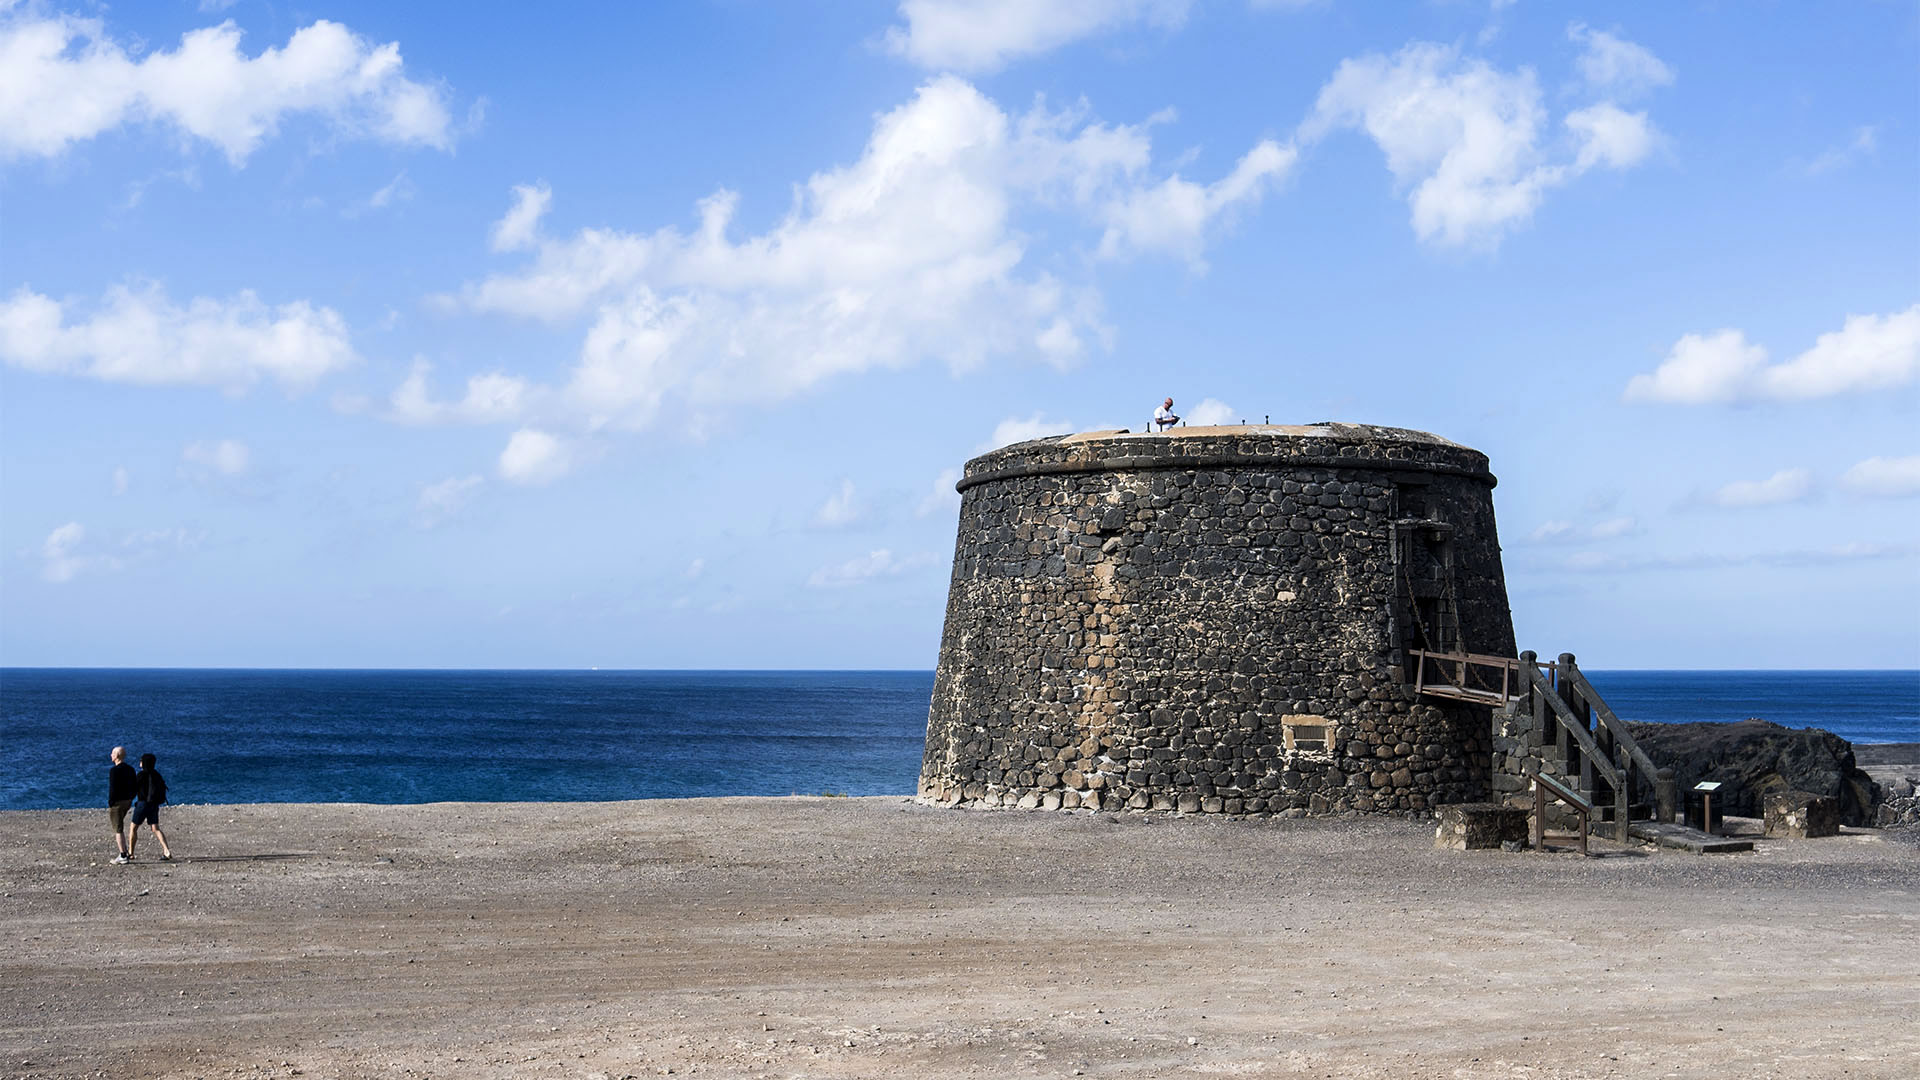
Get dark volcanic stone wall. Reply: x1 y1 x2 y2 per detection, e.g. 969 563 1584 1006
920 424 1516 817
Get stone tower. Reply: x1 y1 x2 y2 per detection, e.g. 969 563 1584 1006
919 423 1516 816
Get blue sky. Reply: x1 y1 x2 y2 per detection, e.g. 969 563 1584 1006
2 0 1915 670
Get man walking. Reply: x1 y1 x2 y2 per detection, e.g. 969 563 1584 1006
107 746 136 864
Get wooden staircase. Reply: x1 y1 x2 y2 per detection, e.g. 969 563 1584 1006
1414 649 1712 851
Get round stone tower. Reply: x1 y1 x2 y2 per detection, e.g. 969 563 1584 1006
919 423 1516 816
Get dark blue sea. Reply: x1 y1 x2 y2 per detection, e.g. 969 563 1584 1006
2 668 1914 812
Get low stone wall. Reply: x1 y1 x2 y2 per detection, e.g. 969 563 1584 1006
1860 748 1919 828
1873 782 1919 827
1764 790 1840 838
1433 802 1527 850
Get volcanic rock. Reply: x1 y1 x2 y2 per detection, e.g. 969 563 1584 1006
1625 718 1878 826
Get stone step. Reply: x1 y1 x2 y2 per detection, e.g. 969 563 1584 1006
1627 820 1754 854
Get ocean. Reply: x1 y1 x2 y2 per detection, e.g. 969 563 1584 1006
2 668 1914 812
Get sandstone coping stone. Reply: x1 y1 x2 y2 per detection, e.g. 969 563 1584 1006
1434 802 1529 850
1764 790 1840 839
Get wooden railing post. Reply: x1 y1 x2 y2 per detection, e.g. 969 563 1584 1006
1517 650 1539 748
1532 774 1546 850
1527 654 1547 756
1559 653 1586 784
1615 778 1630 842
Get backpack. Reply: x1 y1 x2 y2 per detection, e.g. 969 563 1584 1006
141 770 168 805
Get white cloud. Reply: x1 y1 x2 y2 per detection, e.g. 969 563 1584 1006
1098 140 1295 265
1802 126 1877 176
1623 328 1765 405
1008 98 1159 204
984 412 1073 450
0 283 356 392
0 12 456 163
415 473 483 527
917 466 964 517
121 527 202 551
1625 306 1920 404
182 439 250 476
387 360 531 425
1529 520 1574 543
1299 37 1664 247
1707 468 1814 509
40 522 118 583
883 0 1192 72
1184 397 1236 426
344 170 414 218
460 80 1112 427
1840 456 1920 499
490 182 551 253
449 79 1279 442
497 428 574 485
1565 103 1655 171
806 548 936 588
1760 306 1920 400
38 521 203 582
1568 24 1674 98
1531 514 1638 543
685 557 706 579
111 466 129 496
1543 541 1913 575
455 225 652 322
813 478 866 528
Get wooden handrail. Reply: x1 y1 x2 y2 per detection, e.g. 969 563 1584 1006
1564 667 1661 782
1520 664 1621 790
1411 649 1522 702
1527 761 1592 814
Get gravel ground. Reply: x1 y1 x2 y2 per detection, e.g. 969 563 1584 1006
3 797 1916 1080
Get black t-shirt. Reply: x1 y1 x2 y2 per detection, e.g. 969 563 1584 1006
107 762 137 805
135 768 167 805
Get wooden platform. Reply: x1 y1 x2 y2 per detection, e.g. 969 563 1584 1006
1627 820 1755 854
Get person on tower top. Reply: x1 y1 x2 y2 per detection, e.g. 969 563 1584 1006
1153 397 1180 431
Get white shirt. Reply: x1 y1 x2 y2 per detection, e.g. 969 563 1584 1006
1154 405 1173 423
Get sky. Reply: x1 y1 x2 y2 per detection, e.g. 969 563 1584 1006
1 0 1916 670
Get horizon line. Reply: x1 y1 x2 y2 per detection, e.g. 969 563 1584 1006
4 665 1916 674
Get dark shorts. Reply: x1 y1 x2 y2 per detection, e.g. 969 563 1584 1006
130 801 160 827
109 802 131 831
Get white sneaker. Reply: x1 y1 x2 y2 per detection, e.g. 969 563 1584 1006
111 855 129 864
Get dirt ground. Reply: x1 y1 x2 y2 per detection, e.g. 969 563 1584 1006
3 797 1916 1080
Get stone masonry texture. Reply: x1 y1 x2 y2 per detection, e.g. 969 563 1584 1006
919 424 1517 818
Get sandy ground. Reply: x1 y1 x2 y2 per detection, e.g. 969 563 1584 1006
3 798 1916 1080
